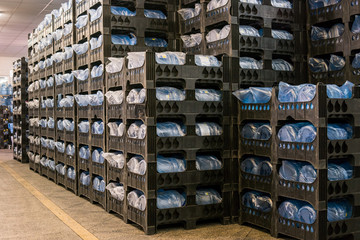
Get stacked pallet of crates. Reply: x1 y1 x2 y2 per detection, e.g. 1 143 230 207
53 0 78 195
178 0 307 223
38 14 56 183
234 0 308 232
178 0 236 222
28 29 41 173
73 0 106 207
307 1 360 85
89 0 180 211
271 84 360 240
113 51 230 234
0 106 12 149
12 57 29 163
265 2 360 240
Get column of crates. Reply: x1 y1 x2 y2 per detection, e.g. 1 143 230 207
28 28 41 174
13 57 29 163
105 52 230 234
53 0 78 195
72 0 180 209
271 84 360 240
307 1 360 85
39 14 57 183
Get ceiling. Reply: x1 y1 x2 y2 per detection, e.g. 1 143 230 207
0 0 63 58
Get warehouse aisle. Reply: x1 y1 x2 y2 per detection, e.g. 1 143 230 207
0 150 279 240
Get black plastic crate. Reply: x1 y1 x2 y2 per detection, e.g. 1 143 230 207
240 201 272 231
46 64 53 77
205 24 239 57
91 133 104 148
92 161 106 177
64 106 76 120
309 29 349 56
78 105 90 119
92 188 106 209
307 0 348 26
205 0 238 27
274 161 360 211
78 131 90 145
125 148 232 193
91 102 104 119
238 122 272 158
65 130 76 143
309 58 349 85
106 71 124 90
76 0 89 17
240 166 272 194
106 192 126 218
46 85 55 97
64 153 76 167
76 51 89 68
110 36 178 58
125 52 223 87
273 198 360 240
126 124 226 157
107 163 126 183
76 23 89 42
272 84 360 127
126 190 231 235
55 83 64 96
238 97 272 123
229 56 306 88
274 125 360 168
46 107 55 119
47 148 55 159
238 0 302 24
106 101 124 120
90 74 104 92
47 168 56 182
29 159 35 171
65 176 78 195
77 76 90 93
107 130 125 151
39 68 46 80
63 1 75 26
64 56 76 73
54 61 63 74
47 128 56 139
57 172 67 188
54 15 62 31
63 31 76 49
78 156 91 172
125 89 225 122
179 4 203 35
78 183 91 201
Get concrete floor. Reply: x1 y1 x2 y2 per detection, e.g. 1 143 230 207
0 150 281 240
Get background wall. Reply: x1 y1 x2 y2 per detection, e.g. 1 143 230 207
0 57 17 79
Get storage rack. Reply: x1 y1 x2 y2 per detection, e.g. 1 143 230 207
307 1 360 85
12 57 29 163
0 106 12 149
110 51 232 234
271 83 360 240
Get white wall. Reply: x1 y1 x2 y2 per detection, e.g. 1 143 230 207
0 57 18 79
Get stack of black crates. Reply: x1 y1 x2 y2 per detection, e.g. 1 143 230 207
232 0 308 233
0 107 12 149
307 1 360 85
113 51 232 234
271 84 360 240
12 57 29 162
179 0 307 86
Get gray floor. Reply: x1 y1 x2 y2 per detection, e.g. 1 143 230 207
0 150 280 240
